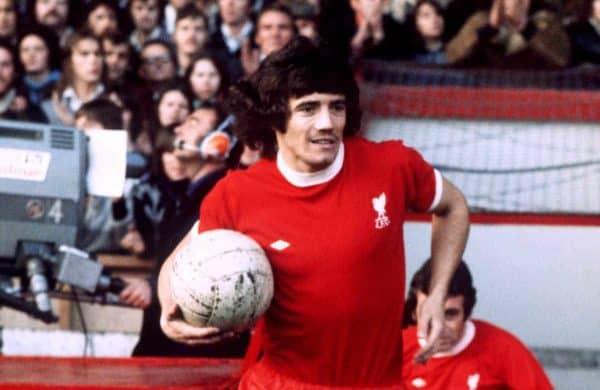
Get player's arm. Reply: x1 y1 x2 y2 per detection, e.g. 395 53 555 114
415 176 470 363
157 223 235 345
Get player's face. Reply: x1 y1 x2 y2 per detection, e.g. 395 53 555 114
277 93 346 173
416 291 467 353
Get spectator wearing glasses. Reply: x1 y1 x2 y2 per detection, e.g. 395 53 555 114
134 39 178 136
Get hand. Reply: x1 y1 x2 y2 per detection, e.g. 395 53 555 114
119 277 152 309
241 39 260 76
9 95 27 113
504 0 530 31
413 291 446 364
159 292 235 345
120 228 146 255
489 0 530 31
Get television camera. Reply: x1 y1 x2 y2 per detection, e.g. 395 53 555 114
0 119 146 323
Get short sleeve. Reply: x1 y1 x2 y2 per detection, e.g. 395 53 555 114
401 145 442 213
197 180 233 233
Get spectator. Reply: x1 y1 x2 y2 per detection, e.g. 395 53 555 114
156 81 192 128
172 3 209 74
0 0 18 44
0 39 47 121
241 3 296 75
73 98 133 255
406 0 448 65
317 0 356 60
137 38 178 89
402 258 553 389
17 24 61 106
84 0 120 38
27 0 74 49
349 0 409 60
193 0 220 33
445 0 571 68
164 0 193 35
128 0 170 53
136 80 192 155
287 0 319 42
128 131 189 260
102 32 134 88
135 39 178 135
127 106 249 357
41 30 105 125
185 53 227 108
567 0 600 65
207 0 254 82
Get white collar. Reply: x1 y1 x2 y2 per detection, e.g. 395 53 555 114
589 18 600 36
221 21 253 53
61 84 104 113
276 143 344 187
417 320 476 358
164 4 176 35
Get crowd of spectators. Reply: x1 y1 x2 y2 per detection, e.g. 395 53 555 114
0 0 598 356
0 0 598 138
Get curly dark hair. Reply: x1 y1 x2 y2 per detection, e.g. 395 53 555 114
224 36 362 158
402 258 477 328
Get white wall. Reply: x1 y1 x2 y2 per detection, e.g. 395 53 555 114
404 221 600 349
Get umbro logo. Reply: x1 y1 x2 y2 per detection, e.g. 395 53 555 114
270 240 290 251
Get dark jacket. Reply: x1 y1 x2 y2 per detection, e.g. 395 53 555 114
131 167 250 358
568 20 600 65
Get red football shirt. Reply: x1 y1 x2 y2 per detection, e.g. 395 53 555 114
402 320 553 389
199 136 439 387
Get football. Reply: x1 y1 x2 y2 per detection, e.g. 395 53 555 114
170 229 274 331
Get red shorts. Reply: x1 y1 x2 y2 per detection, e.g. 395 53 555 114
239 359 404 390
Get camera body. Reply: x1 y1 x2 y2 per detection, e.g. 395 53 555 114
0 119 86 261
